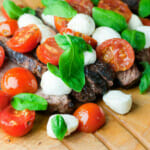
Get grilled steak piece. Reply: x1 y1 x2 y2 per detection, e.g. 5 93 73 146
117 64 141 88
0 36 47 78
72 61 115 102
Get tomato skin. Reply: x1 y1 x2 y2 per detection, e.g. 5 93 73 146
74 103 105 133
0 105 35 137
61 28 97 48
96 38 135 72
0 19 18 37
36 37 64 65
140 18 150 26
0 46 5 68
1 6 10 19
1 67 38 96
98 0 132 22
7 24 41 53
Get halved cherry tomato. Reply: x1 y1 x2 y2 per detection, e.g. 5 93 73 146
0 105 35 137
0 46 5 68
1 6 10 19
96 38 135 72
36 37 64 65
66 0 94 16
0 91 11 111
140 18 150 26
98 0 132 22
54 16 71 33
1 67 38 96
74 103 105 133
0 19 18 37
61 28 97 48
7 24 41 53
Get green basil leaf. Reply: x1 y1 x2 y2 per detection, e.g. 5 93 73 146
51 115 67 140
41 0 60 6
3 0 24 19
139 0 150 18
121 29 146 51
55 34 86 92
47 63 61 78
11 93 48 111
43 0 77 18
139 62 150 93
91 0 100 6
92 7 127 32
22 7 36 15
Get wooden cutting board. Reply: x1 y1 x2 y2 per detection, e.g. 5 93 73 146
0 0 149 149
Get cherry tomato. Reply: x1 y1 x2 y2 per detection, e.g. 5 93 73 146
96 38 135 72
1 67 38 96
0 105 35 137
74 103 105 133
98 0 132 22
36 37 64 65
0 91 11 111
66 0 94 16
0 46 5 68
140 18 150 26
7 24 41 53
54 16 70 33
0 19 18 37
61 28 97 48
1 6 10 19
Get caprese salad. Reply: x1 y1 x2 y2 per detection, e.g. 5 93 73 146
0 0 149 140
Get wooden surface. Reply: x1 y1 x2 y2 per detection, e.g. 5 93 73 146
0 0 150 149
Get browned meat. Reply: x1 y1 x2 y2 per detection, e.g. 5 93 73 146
0 36 47 78
117 65 141 88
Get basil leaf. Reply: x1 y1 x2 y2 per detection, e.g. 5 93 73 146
41 0 60 6
91 0 100 6
3 0 24 19
92 7 127 32
51 115 67 140
47 63 61 78
22 7 36 15
11 93 48 111
43 0 77 18
121 29 146 51
139 0 150 18
55 34 86 92
139 62 150 93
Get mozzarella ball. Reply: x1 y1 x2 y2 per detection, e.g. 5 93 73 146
103 90 132 115
128 14 143 30
47 114 79 139
41 14 56 29
38 24 56 43
0 16 6 22
136 26 150 48
18 14 43 28
67 13 95 36
84 49 96 66
41 71 72 96
92 27 121 46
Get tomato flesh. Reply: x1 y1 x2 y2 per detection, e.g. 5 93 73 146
1 6 10 19
140 18 150 26
0 19 18 37
0 105 35 137
96 38 135 72
61 28 97 48
36 37 64 65
7 24 41 53
0 46 5 68
1 67 38 96
98 0 132 22
74 103 105 133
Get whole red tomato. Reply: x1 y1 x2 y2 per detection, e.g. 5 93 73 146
74 103 105 133
1 67 38 96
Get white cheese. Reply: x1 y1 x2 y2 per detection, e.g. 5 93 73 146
128 14 143 30
67 13 95 36
84 49 96 66
47 114 79 139
41 14 56 29
103 90 132 115
136 26 150 48
0 16 6 22
41 71 72 96
92 27 121 46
